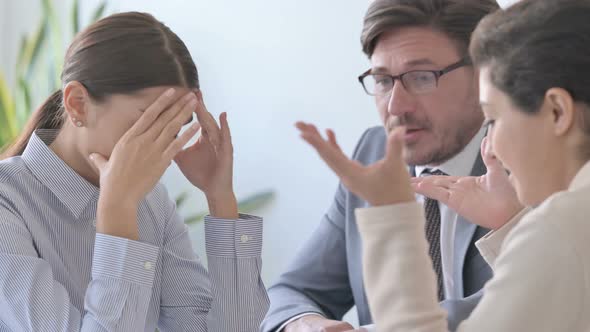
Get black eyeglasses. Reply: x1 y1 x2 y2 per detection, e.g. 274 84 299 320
358 58 472 96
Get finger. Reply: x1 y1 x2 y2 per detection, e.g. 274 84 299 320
156 95 198 149
296 122 357 178
326 129 343 152
297 122 330 150
422 176 461 190
295 121 320 138
194 95 222 149
164 122 201 160
294 121 312 134
384 126 406 163
127 88 176 136
88 153 108 174
412 175 461 183
413 181 451 202
146 92 196 141
218 112 234 155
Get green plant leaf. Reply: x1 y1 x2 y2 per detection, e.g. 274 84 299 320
41 0 64 90
182 190 276 226
0 72 17 151
2 0 109 154
17 19 48 82
18 77 32 123
175 191 190 208
16 36 28 72
237 190 276 213
71 0 80 35
91 2 107 24
184 213 207 225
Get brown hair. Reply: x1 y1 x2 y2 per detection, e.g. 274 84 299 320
470 0 590 114
1 12 198 158
361 0 499 58
470 0 590 159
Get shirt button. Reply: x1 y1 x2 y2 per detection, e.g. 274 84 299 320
240 234 249 243
144 262 153 270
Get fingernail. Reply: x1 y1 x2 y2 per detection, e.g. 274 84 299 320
89 154 95 160
165 88 175 97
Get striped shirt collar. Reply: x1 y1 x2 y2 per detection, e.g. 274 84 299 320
21 129 99 218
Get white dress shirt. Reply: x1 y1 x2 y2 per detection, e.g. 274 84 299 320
414 127 486 299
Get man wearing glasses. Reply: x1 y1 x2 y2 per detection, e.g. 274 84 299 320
262 0 500 331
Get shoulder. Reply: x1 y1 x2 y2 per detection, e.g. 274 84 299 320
0 156 28 183
502 187 590 269
0 159 35 229
0 157 31 209
524 186 590 237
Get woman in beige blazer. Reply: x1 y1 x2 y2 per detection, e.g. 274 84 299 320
295 0 590 331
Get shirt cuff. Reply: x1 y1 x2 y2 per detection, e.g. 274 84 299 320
277 313 325 332
92 234 160 287
205 213 263 258
476 207 531 269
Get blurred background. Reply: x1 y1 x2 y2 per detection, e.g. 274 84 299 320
0 0 382 325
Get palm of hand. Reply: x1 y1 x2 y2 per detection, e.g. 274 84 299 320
296 122 414 207
347 159 413 206
175 135 231 195
454 176 514 230
414 169 522 230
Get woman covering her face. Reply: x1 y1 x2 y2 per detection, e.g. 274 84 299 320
298 0 590 331
0 12 268 331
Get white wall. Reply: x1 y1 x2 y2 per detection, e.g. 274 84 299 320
2 0 381 326
108 0 380 284
0 2 5 74
1 1 41 85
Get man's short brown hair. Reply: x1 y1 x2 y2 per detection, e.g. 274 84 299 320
361 0 499 57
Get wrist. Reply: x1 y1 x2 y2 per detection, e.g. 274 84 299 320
206 191 238 219
96 196 140 240
99 187 141 208
370 190 415 207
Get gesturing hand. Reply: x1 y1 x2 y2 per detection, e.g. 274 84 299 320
411 137 523 230
296 122 414 206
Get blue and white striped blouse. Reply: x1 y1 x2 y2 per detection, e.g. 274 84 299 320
0 130 269 331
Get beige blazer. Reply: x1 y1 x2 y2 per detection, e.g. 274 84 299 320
357 161 590 332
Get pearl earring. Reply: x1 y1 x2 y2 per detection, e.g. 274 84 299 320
73 118 83 127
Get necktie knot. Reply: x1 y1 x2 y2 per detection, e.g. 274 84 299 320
424 169 447 177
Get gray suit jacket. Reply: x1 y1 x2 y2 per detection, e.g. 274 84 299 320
261 126 493 332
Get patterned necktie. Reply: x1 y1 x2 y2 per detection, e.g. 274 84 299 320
423 169 446 301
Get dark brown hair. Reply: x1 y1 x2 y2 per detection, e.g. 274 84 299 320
361 0 499 58
470 0 590 114
1 12 198 158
